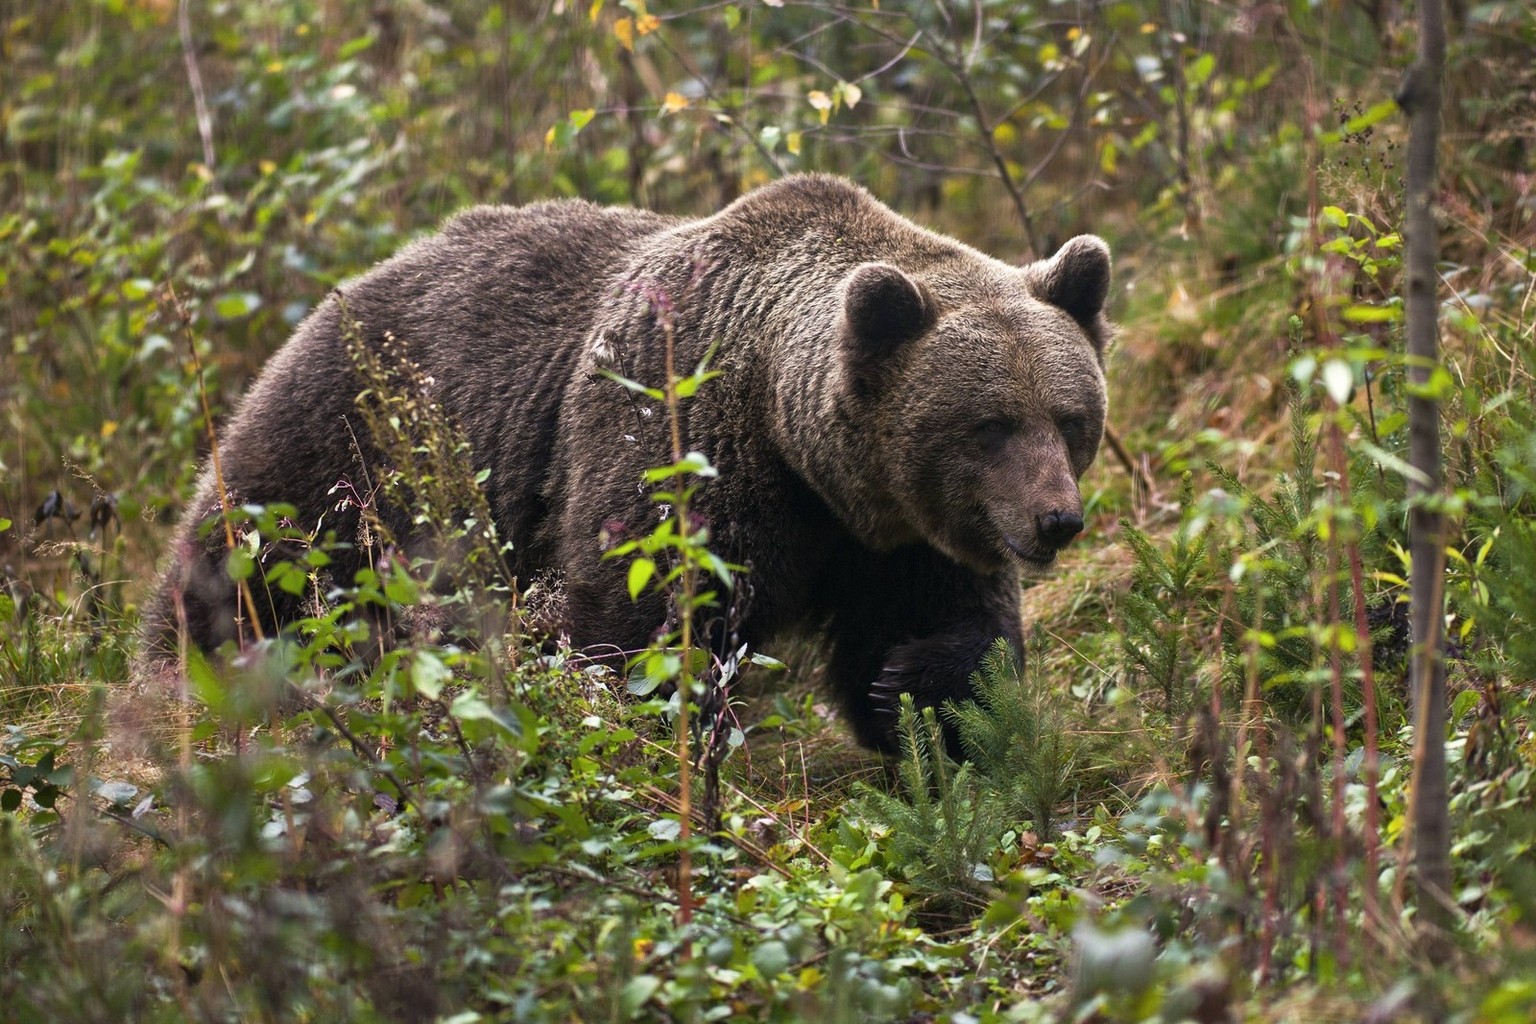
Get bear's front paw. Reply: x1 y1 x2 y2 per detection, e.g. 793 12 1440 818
866 629 995 754
867 667 914 720
874 630 990 700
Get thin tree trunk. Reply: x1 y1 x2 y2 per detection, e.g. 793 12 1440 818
1399 0 1452 955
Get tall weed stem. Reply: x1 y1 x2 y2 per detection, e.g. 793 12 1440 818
661 315 696 930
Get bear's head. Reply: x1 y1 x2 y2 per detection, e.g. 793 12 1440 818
835 235 1111 573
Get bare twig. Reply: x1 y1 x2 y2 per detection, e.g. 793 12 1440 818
165 283 264 647
178 0 217 169
287 683 416 814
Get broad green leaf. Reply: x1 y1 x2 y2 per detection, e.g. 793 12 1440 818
752 940 791 978
337 35 375 59
1342 304 1400 323
226 547 255 582
1187 53 1216 87
450 690 503 723
626 672 661 696
121 278 155 301
672 370 720 399
93 780 139 805
620 976 661 1017
627 557 655 600
215 291 262 320
383 571 419 606
411 650 451 700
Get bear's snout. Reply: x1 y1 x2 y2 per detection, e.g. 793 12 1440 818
1036 509 1084 550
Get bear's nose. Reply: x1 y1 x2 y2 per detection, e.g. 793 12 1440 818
1037 510 1085 550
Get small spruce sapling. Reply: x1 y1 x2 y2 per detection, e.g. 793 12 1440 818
855 636 1093 906
856 694 1004 900
946 635 1082 842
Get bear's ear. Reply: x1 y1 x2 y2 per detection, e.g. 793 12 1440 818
840 263 936 359
1026 235 1111 331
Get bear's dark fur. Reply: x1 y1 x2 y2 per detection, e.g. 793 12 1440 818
144 175 1111 752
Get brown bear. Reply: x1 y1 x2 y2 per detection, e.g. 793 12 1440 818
144 174 1110 752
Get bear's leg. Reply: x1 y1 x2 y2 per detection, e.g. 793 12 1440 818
166 540 325 655
818 545 1023 755
145 517 374 667
141 538 245 664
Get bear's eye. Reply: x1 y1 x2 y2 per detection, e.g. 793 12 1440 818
1057 415 1088 444
973 419 1012 450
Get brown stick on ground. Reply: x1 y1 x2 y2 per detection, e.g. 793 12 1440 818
1102 423 1150 498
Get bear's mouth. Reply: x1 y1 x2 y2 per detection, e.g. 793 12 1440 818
1002 534 1057 569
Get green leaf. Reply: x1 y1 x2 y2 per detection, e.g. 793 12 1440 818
1342 304 1401 323
215 291 263 320
676 451 717 477
121 278 155 301
627 557 655 600
701 551 734 587
226 547 255 582
449 690 500 722
620 976 661 1017
1187 52 1216 87
93 780 139 805
547 108 597 148
1450 687 1480 724
594 368 665 401
1320 205 1349 229
639 451 716 481
1331 98 1398 140
1354 439 1433 487
411 650 451 700
383 571 419 606
266 561 307 596
1 789 20 812
337 35 375 59
751 939 791 978
626 672 661 696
